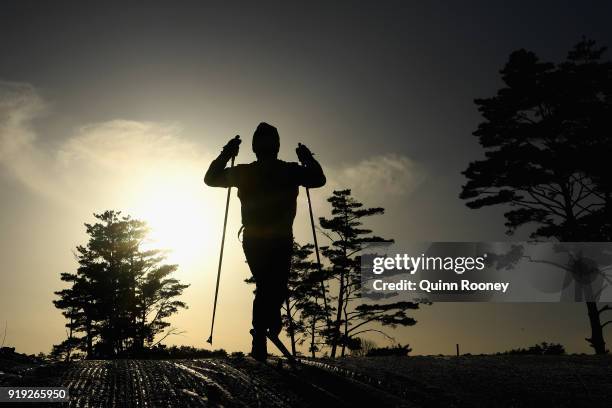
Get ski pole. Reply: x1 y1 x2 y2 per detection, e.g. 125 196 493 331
207 154 236 345
306 187 331 331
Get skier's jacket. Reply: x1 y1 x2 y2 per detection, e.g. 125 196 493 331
204 156 325 239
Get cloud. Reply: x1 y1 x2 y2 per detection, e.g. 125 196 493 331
0 81 422 215
0 81 205 208
326 154 424 199
0 81 47 192
60 121 190 170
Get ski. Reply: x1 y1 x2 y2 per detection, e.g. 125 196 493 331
266 333 298 367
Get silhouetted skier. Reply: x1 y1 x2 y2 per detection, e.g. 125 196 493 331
204 122 326 361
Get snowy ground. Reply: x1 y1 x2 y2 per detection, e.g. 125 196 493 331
2 355 612 407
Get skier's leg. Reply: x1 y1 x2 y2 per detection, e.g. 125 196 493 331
268 238 293 337
250 290 268 360
243 237 268 360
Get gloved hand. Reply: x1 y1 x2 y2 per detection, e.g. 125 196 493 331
221 135 241 158
296 143 314 164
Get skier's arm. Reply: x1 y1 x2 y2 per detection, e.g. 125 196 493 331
204 154 233 187
204 136 241 187
296 143 326 188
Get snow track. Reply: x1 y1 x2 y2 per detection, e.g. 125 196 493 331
45 358 409 407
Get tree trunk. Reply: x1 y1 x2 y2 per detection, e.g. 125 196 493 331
66 317 74 363
310 317 316 358
85 319 93 359
330 270 345 358
585 301 607 354
285 298 297 356
341 301 349 357
558 188 608 355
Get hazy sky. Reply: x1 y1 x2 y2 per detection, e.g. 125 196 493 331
1 1 612 355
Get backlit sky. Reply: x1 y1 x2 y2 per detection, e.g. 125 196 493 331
1 1 611 355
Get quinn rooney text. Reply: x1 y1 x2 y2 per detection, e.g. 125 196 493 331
372 279 510 293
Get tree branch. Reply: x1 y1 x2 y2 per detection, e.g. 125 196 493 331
349 329 396 342
150 327 186 347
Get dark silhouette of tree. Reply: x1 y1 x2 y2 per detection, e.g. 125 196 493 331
461 39 612 354
53 268 99 358
50 324 83 362
366 343 412 357
287 243 331 357
349 338 377 357
501 342 566 356
53 211 189 358
319 189 421 358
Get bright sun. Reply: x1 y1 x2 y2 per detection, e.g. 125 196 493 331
131 169 217 267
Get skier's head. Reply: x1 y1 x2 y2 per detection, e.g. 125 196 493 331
252 122 280 160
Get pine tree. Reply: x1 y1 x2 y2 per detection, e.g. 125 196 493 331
319 189 421 358
461 39 612 354
53 211 189 358
286 242 331 357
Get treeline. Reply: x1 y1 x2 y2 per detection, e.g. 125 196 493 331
123 345 229 360
500 342 566 356
53 211 189 360
54 190 422 361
